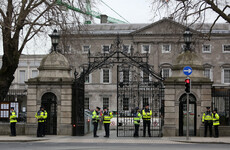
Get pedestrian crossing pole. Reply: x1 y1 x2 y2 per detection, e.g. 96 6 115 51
185 77 191 140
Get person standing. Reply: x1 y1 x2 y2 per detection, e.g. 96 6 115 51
92 107 101 137
212 108 220 138
202 107 213 137
133 107 142 137
10 107 17 136
142 104 152 137
42 108 47 137
102 107 113 138
35 106 47 137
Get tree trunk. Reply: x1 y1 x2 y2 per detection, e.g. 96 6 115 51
0 40 20 101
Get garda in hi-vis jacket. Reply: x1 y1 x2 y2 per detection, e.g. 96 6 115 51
92 110 100 123
102 111 113 124
134 112 142 125
142 109 152 121
35 110 47 122
202 111 213 123
212 113 220 126
10 111 17 123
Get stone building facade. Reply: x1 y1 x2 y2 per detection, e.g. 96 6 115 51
60 18 230 136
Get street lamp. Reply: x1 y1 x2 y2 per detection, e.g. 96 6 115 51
49 29 60 52
183 28 193 51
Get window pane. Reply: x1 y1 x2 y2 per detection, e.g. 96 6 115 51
204 68 211 79
224 69 230 83
162 68 170 78
223 45 230 52
19 70 26 83
83 46 90 52
143 71 149 82
142 45 150 53
85 74 89 83
32 70 38 78
103 46 110 53
203 45 211 52
103 69 110 83
162 44 170 52
123 45 129 53
103 98 109 109
123 70 129 83
123 98 129 110
143 98 149 108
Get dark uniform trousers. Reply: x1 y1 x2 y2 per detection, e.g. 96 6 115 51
42 122 46 136
204 121 212 137
143 120 151 137
134 124 139 137
10 122 16 136
214 125 219 137
93 122 98 136
37 122 44 137
104 123 110 137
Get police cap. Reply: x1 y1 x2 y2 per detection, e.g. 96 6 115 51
206 107 210 109
103 107 107 110
96 107 101 110
10 107 14 110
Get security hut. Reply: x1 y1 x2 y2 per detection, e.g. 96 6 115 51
25 51 73 135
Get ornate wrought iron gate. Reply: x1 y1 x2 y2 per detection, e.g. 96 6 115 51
117 65 164 137
72 71 85 136
72 35 164 136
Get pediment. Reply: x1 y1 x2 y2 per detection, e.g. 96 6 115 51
131 18 198 35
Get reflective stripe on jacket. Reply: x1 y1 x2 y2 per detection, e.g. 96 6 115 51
212 113 220 126
92 110 100 123
142 109 152 121
102 111 113 124
133 112 142 125
202 111 212 122
35 110 47 123
10 111 17 123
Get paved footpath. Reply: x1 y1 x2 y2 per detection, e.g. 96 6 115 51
0 130 229 144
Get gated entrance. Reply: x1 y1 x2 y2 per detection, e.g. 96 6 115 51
72 36 164 137
41 92 57 135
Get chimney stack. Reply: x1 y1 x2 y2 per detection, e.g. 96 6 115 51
100 15 108 24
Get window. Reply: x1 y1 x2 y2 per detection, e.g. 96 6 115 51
85 73 92 83
162 68 171 78
223 45 230 53
0 102 9 119
123 70 129 83
0 102 19 121
82 45 90 53
204 68 212 81
223 69 230 84
32 70 38 78
141 45 150 53
102 69 110 83
84 97 89 109
102 45 110 53
162 44 171 53
123 45 130 53
142 70 149 82
19 70 26 84
123 98 129 110
103 97 109 109
202 44 211 53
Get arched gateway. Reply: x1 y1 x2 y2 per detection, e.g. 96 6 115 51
72 36 164 137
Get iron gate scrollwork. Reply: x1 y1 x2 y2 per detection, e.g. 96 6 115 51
117 65 164 137
72 35 164 136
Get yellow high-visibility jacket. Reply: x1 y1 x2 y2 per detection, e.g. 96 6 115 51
92 110 100 123
142 109 152 121
10 111 17 123
212 113 220 126
134 112 142 125
102 111 113 124
202 111 212 122
35 110 47 123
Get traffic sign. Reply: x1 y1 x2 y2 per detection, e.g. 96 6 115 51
183 66 192 76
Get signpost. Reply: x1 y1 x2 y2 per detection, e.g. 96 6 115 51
183 66 192 140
